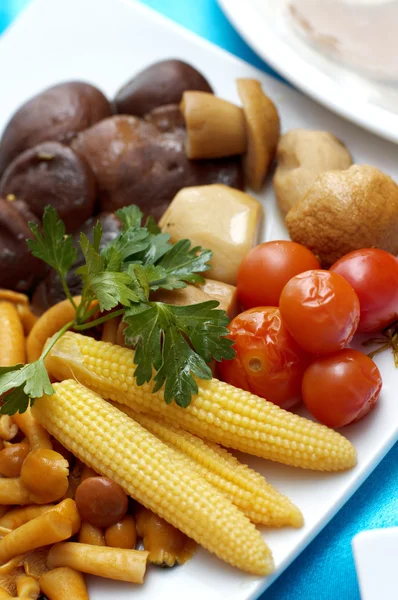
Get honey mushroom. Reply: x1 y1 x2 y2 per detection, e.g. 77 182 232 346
136 506 196 567
0 445 30 478
0 418 18 443
0 510 73 563
39 567 89 600
78 523 106 546
15 573 40 599
180 91 247 159
0 505 53 530
75 477 128 528
12 409 52 452
47 542 148 584
237 78 280 191
104 515 137 549
20 449 69 504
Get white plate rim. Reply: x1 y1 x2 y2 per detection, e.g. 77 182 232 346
0 1 397 599
218 0 398 145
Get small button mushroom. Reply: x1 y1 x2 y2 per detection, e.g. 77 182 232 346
237 79 280 191
31 212 122 314
71 115 244 221
114 59 213 117
159 184 263 285
0 142 97 232
20 449 69 504
0 198 47 292
273 129 353 214
0 81 112 174
180 91 247 159
75 477 128 528
286 164 398 267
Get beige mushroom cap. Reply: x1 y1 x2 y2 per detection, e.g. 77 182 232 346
274 129 352 214
286 164 398 267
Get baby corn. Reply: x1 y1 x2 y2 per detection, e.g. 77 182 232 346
45 333 357 471
32 379 273 576
116 404 302 527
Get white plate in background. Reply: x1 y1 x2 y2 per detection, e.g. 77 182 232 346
353 528 398 600
218 0 398 144
0 0 397 599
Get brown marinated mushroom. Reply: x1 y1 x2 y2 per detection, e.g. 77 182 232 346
0 198 47 292
0 81 112 174
31 212 122 314
135 506 196 567
0 142 96 232
180 91 247 159
71 115 243 220
237 78 280 191
114 59 213 116
75 477 128 528
144 104 185 133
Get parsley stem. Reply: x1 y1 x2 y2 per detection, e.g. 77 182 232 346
73 309 125 331
60 276 77 311
40 320 75 360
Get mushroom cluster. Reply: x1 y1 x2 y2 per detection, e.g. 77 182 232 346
0 59 279 297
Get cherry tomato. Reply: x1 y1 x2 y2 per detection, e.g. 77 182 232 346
217 307 309 409
330 248 398 333
237 241 320 309
302 349 382 427
279 270 360 354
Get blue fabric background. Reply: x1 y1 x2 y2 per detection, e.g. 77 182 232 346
1 1 397 598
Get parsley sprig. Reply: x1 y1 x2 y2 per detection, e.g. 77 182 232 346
0 205 235 414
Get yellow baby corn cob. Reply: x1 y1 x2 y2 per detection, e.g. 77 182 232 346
32 379 273 576
45 332 357 471
116 404 303 527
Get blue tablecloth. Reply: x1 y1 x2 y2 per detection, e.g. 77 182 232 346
1 1 397 598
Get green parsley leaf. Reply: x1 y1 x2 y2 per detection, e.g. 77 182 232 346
1 386 30 415
116 205 144 230
123 300 234 407
155 240 212 289
0 360 54 415
92 220 103 252
27 205 77 280
89 272 141 312
165 301 235 363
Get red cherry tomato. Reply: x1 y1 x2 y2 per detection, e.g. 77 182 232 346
217 307 309 409
237 241 320 309
302 349 382 428
330 248 398 333
279 270 360 354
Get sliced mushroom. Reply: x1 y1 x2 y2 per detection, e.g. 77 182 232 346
237 79 280 191
159 184 263 285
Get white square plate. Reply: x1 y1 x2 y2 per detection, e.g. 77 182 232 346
353 528 398 600
1 1 397 599
218 0 398 144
